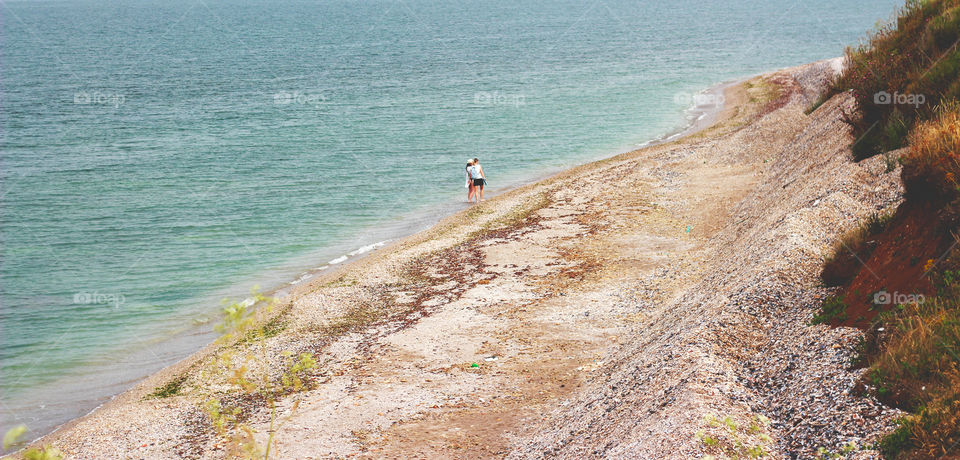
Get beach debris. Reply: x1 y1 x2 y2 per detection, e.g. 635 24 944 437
471 363 480 368
484 356 498 362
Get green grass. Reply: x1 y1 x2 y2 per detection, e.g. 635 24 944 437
463 191 552 241
696 414 773 459
879 417 916 458
260 316 286 338
811 295 849 324
805 92 831 115
319 276 358 289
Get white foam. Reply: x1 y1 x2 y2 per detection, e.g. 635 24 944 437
288 273 312 285
347 240 389 256
328 255 348 265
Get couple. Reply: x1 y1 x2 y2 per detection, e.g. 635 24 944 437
465 158 487 203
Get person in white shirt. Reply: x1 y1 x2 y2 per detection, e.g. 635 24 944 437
468 158 486 203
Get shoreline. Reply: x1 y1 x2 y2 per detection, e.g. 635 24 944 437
19 57 905 459
6 74 743 447
270 78 743 297
22 68 749 452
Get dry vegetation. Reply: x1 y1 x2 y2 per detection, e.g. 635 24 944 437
814 0 960 456
830 0 960 160
901 101 960 200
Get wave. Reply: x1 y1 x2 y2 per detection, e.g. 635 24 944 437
286 240 391 286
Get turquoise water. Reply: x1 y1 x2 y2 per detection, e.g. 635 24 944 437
2 0 900 440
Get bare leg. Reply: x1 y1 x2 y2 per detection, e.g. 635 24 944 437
468 184 475 202
478 184 484 202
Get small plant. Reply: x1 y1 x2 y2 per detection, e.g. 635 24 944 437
200 289 318 459
317 303 382 337
815 447 834 458
805 92 831 115
815 441 859 459
698 414 773 459
878 417 916 458
3 425 63 460
884 150 900 173
849 335 868 368
811 295 849 325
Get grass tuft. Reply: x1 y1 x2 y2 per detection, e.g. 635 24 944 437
811 295 849 325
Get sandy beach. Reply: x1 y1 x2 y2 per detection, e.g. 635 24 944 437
20 58 908 459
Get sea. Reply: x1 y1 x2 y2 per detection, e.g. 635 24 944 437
1 0 903 442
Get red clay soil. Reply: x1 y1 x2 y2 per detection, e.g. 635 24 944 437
837 201 948 328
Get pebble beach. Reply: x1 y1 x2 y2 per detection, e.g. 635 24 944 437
23 58 908 459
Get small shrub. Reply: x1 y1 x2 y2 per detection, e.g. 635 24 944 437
811 295 849 324
878 417 916 458
881 108 910 153
202 291 318 459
